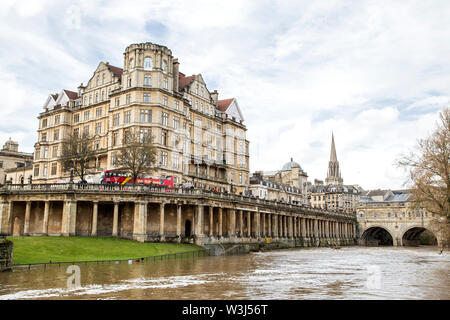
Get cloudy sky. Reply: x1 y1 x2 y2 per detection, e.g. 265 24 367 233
1 0 449 190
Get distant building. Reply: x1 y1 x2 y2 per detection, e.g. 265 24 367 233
249 158 308 204
308 133 360 214
0 138 33 184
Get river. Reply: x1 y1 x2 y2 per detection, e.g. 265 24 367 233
0 247 448 300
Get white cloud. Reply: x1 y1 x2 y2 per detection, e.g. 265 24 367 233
0 0 448 190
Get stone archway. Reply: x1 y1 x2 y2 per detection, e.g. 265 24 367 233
402 227 438 246
360 226 394 246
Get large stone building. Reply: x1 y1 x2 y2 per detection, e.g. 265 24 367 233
249 158 309 204
0 139 33 185
308 134 360 214
32 42 250 194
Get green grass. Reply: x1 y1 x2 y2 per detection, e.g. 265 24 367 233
7 236 202 265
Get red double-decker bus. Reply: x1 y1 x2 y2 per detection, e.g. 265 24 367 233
101 170 174 188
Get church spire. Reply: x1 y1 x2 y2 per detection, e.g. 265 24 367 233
325 132 343 185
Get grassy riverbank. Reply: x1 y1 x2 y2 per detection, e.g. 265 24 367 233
7 236 201 265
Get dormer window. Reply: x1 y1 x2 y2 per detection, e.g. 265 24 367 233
144 57 152 70
129 58 134 70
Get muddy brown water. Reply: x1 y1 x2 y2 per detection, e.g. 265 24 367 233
0 247 448 300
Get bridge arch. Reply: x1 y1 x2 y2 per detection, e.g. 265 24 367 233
401 226 438 246
360 226 394 246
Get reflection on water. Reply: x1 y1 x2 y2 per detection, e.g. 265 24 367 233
0 247 449 300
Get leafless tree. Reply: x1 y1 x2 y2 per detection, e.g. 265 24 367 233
60 132 96 182
117 129 158 185
396 107 450 247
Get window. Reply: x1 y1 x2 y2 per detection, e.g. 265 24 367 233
102 73 105 84
51 163 57 176
144 57 152 70
73 128 79 138
84 97 87 106
95 122 102 134
173 154 179 169
126 94 131 104
239 172 242 184
111 152 118 165
0 161 2 168
163 78 168 89
113 113 120 127
174 101 179 110
83 125 89 136
127 77 131 88
89 95 92 105
161 131 167 146
34 165 39 177
140 110 152 123
161 151 168 167
96 108 102 118
101 90 104 101
161 112 168 125
144 74 152 86
53 129 59 141
41 132 47 142
162 96 168 106
173 117 180 129
124 110 131 124
52 146 58 157
162 60 167 72
73 114 80 123
115 98 120 107
113 132 119 146
140 128 151 142
95 92 98 103
143 93 151 103
43 164 47 177
129 58 134 70
84 111 90 121
94 140 100 150
54 115 60 125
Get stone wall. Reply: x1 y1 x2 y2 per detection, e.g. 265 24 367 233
0 238 13 271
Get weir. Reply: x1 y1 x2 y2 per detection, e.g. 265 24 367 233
0 183 356 247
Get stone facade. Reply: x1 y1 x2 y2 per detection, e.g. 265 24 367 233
32 42 250 194
357 189 447 247
0 184 357 247
0 238 13 271
0 139 33 185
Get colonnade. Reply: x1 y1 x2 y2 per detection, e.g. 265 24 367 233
0 198 356 246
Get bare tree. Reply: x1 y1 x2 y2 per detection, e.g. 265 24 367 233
396 107 450 246
60 132 96 182
117 129 157 185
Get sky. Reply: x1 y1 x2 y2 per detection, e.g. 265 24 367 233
0 0 449 190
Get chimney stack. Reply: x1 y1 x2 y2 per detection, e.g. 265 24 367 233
211 90 218 106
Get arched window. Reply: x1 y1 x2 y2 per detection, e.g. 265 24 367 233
129 58 134 70
144 57 152 70
162 60 167 72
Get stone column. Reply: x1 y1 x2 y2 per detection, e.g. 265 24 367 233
209 207 213 237
218 207 223 237
230 209 236 237
91 201 98 236
176 204 182 241
195 204 204 238
262 213 266 237
112 202 119 237
159 202 165 241
24 201 31 235
62 200 77 236
239 210 243 237
255 211 260 238
301 218 306 237
247 211 251 237
133 201 147 242
4 201 14 235
268 213 272 237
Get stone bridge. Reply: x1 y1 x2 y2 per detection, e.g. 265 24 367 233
0 183 357 248
357 214 447 247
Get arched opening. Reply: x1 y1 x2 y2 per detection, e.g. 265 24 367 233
402 227 437 246
361 227 393 246
185 219 192 237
